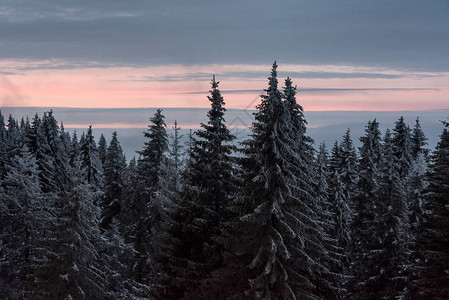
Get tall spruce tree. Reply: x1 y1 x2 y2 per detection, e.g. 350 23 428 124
411 117 429 159
410 121 449 298
339 129 358 201
392 116 413 178
349 120 382 298
98 134 107 166
129 109 170 283
100 132 127 230
153 76 237 299
222 63 334 299
0 145 45 299
29 159 106 299
375 129 410 298
79 125 104 194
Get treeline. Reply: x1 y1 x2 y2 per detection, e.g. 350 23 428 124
0 63 448 299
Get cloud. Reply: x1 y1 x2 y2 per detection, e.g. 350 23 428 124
0 1 448 71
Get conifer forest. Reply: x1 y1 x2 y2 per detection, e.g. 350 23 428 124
1 63 449 299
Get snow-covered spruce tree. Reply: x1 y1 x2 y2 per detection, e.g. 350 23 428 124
100 131 127 230
0 110 8 180
348 119 382 297
408 121 449 298
351 128 410 298
0 145 45 299
70 131 81 167
222 62 334 299
98 133 107 166
168 120 184 190
79 125 104 195
29 158 106 299
26 114 57 194
411 116 429 159
374 129 410 298
315 142 344 297
126 109 170 283
42 110 70 193
392 116 413 178
407 152 428 235
152 76 237 299
339 129 358 201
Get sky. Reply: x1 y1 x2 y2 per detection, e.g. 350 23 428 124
0 0 448 111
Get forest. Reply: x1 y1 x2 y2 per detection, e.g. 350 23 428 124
0 62 448 299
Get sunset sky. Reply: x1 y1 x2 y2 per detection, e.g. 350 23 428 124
0 0 448 111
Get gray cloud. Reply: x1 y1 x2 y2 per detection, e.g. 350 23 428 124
0 0 448 71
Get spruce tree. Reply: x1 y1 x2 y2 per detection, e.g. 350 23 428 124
349 120 382 298
29 159 106 299
223 63 334 299
100 132 127 230
79 125 104 194
411 116 429 159
42 110 70 193
98 134 107 166
153 76 237 298
0 145 45 299
410 121 449 298
129 109 170 283
392 116 413 178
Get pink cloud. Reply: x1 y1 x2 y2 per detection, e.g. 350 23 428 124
1 60 448 111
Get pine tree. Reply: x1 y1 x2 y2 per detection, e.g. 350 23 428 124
70 131 81 166
100 132 127 230
128 109 170 283
339 129 358 201
26 114 57 194
168 120 184 190
375 129 410 298
153 76 237 298
42 110 70 193
410 121 449 298
392 116 413 178
349 120 382 298
0 110 8 180
79 125 104 194
29 159 106 299
411 116 429 159
98 134 107 166
223 62 334 299
0 145 45 299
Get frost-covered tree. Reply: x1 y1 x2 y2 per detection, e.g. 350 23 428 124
411 117 429 159
0 145 45 299
125 109 170 283
222 63 334 299
349 120 382 297
351 129 410 298
100 132 127 230
79 125 104 194
70 130 81 166
42 110 70 193
339 129 358 200
153 76 237 299
407 153 428 234
26 114 57 194
98 133 107 166
29 159 106 299
409 121 449 298
168 120 184 190
392 116 413 178
375 129 410 298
